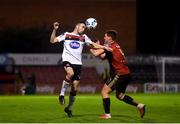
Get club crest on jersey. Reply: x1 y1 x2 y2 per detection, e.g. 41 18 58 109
69 41 80 49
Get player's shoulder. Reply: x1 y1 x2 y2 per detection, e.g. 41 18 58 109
63 32 70 35
112 41 120 48
58 32 68 37
84 34 92 41
82 34 88 38
104 42 116 51
63 32 78 38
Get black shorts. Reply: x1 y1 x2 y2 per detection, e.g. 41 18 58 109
106 74 131 93
62 61 82 81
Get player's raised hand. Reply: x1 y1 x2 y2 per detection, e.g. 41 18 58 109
53 22 59 30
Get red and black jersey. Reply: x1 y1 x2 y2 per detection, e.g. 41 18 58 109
104 41 130 76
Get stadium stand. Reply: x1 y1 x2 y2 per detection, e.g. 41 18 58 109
129 64 158 83
18 66 103 94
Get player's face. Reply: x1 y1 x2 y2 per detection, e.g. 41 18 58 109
77 23 86 34
104 33 112 43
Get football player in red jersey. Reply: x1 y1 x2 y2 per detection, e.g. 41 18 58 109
90 30 146 119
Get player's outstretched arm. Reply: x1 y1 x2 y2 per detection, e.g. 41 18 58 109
90 48 104 57
50 22 59 44
90 42 113 52
90 48 106 59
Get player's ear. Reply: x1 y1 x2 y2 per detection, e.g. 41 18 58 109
75 23 79 29
75 24 78 29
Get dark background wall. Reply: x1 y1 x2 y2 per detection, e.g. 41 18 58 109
1 0 179 55
0 0 136 54
137 0 180 55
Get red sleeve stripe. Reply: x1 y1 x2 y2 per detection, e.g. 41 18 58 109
65 34 85 42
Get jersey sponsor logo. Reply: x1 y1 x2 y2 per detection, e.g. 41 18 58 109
69 41 80 49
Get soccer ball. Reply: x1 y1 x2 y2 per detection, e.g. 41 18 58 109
85 18 98 30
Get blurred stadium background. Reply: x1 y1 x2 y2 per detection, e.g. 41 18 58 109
1 0 180 123
0 0 180 95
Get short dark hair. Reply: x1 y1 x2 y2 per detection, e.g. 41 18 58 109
75 21 86 26
106 30 118 41
79 21 86 25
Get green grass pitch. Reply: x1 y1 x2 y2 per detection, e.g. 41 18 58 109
0 93 180 123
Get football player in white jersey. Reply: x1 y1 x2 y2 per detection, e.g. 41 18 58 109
50 21 110 117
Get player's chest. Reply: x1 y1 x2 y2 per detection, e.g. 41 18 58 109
64 40 85 49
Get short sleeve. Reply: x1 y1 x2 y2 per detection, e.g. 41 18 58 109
56 32 66 42
84 34 92 45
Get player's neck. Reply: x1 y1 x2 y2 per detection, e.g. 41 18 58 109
71 31 83 36
105 40 114 44
71 30 78 35
71 28 77 34
72 30 83 35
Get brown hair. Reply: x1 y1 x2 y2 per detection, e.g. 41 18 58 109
106 30 118 41
75 21 86 27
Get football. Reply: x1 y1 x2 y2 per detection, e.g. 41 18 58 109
85 18 98 30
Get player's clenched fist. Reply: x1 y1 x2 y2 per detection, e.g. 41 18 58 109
53 22 59 30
